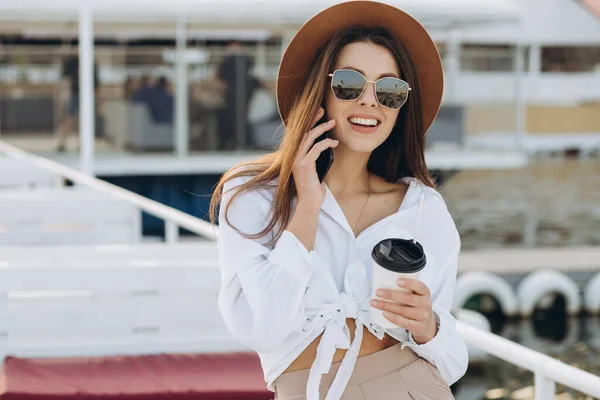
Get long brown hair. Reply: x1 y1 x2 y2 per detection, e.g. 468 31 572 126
209 26 435 245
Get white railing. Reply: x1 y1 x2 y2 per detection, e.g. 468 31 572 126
457 322 600 399
2 140 599 398
0 140 217 242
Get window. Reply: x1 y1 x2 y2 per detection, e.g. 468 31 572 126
541 46 600 72
461 44 529 72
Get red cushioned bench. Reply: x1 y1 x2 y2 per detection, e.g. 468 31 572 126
0 353 273 400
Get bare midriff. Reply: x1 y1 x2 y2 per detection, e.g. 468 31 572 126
283 318 400 373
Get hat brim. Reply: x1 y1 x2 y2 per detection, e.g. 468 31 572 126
276 0 443 135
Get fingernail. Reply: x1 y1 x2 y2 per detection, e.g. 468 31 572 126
333 140 339 144
328 119 336 124
376 289 384 296
370 300 377 306
397 280 405 286
383 312 390 318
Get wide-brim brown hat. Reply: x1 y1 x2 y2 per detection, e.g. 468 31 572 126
276 0 443 135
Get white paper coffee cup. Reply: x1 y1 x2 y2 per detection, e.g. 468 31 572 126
370 238 426 330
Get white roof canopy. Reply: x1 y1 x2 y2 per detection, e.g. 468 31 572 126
0 0 522 31
458 0 600 45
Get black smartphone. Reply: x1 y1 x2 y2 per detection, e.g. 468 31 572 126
313 115 335 183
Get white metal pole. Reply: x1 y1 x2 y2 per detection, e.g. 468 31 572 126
256 41 267 78
514 41 526 153
235 51 246 149
79 3 95 175
534 371 556 399
175 16 189 157
165 220 179 244
529 43 541 79
528 43 541 103
445 29 461 104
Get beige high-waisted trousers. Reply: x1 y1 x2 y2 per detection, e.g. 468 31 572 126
273 344 455 400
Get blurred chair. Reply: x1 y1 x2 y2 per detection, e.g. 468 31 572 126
0 88 55 133
126 103 174 151
248 87 281 149
189 98 220 151
103 99 130 150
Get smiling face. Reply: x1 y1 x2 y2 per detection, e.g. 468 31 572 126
324 41 401 154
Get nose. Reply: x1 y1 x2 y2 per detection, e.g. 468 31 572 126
358 81 377 108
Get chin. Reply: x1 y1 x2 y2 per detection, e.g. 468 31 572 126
338 131 388 154
340 139 383 154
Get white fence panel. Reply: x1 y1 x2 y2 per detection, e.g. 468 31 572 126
0 157 62 189
0 242 219 263
0 187 141 245
0 264 219 294
0 250 244 359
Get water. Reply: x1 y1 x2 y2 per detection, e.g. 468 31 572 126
439 158 600 250
454 313 600 400
440 158 600 399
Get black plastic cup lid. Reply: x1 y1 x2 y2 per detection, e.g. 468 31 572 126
371 238 426 273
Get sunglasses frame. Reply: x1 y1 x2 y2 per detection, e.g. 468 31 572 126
327 68 411 110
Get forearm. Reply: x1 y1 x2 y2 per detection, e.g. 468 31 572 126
286 201 321 252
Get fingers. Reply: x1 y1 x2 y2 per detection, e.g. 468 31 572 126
397 278 430 297
374 288 426 308
304 138 338 163
300 118 336 156
383 311 418 332
370 299 428 321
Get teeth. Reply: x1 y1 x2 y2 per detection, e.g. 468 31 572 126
349 117 378 126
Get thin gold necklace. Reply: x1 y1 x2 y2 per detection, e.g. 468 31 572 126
352 174 371 235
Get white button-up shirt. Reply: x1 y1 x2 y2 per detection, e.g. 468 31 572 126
217 174 469 400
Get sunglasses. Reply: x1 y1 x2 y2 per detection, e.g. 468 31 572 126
328 69 411 110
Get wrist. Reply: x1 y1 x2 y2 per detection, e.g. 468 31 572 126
413 314 439 344
296 199 322 213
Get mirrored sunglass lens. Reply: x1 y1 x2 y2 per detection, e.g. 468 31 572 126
332 70 366 100
376 78 409 109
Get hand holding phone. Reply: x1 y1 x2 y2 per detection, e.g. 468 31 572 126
291 108 338 207
313 115 335 183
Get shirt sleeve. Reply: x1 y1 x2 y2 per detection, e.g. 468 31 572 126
400 243 469 386
386 189 469 386
217 175 316 353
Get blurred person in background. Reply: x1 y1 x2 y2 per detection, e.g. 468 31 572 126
123 76 139 101
132 75 173 124
132 74 153 102
210 2 467 399
152 76 174 123
56 55 100 152
216 40 262 150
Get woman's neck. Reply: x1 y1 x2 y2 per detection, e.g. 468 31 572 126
324 146 371 194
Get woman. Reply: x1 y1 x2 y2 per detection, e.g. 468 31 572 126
210 2 468 399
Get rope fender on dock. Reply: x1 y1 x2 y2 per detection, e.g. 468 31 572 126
454 271 519 317
583 272 600 314
516 270 581 317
